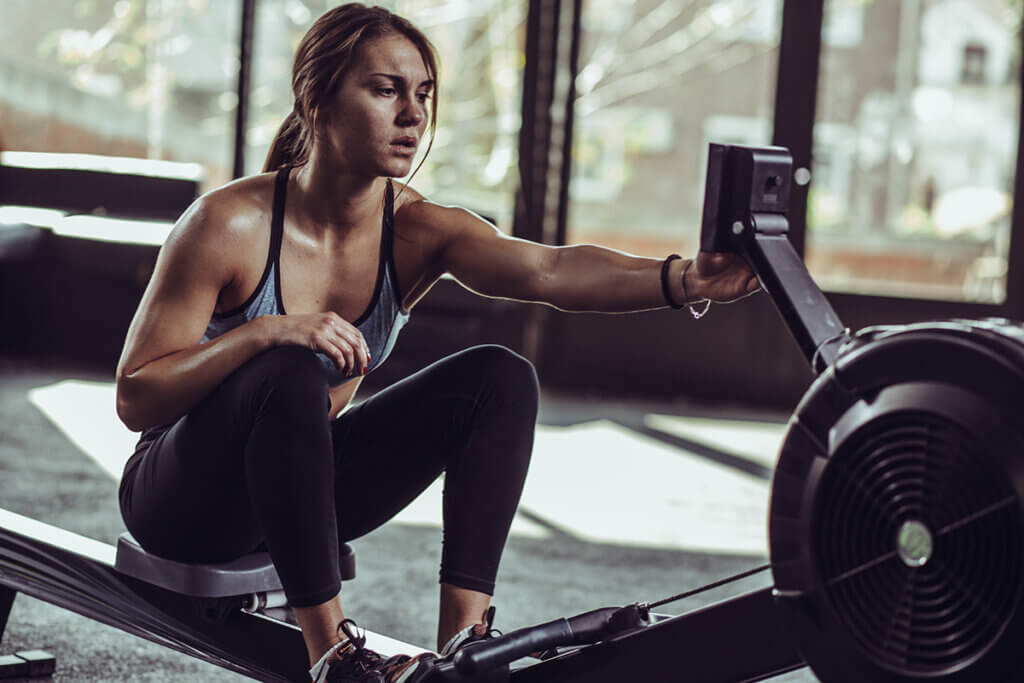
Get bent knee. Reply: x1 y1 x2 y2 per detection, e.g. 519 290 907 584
463 345 539 406
229 345 329 404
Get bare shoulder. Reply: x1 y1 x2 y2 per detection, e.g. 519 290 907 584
392 184 492 245
165 172 275 256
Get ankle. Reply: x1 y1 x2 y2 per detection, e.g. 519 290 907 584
293 597 346 666
309 637 351 682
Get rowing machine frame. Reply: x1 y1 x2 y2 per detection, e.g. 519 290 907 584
0 143 831 683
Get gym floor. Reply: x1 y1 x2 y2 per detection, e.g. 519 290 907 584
0 354 819 682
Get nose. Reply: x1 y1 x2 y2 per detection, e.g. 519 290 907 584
397 97 425 127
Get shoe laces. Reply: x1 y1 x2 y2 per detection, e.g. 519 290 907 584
336 619 387 673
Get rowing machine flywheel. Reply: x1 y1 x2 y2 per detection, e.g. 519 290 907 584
769 319 1024 683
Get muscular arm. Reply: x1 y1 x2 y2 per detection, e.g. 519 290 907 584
455 238 677 313
117 190 371 432
402 201 757 313
115 197 273 431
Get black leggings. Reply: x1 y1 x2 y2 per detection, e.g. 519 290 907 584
118 344 538 608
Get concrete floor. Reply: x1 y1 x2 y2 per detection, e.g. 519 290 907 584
0 355 820 682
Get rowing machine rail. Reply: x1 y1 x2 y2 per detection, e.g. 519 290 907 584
0 507 310 681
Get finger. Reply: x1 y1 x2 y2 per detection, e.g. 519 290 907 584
324 319 356 373
315 333 349 373
307 331 344 374
339 340 357 375
336 328 367 375
316 318 349 371
355 332 371 374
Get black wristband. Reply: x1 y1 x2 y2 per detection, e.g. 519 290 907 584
661 254 684 309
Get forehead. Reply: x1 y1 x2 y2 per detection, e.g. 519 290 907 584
351 34 431 82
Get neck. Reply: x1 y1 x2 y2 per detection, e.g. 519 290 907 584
292 149 386 235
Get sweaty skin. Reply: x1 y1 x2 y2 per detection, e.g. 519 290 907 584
115 32 760 668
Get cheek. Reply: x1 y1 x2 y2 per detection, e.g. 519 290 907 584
325 113 373 149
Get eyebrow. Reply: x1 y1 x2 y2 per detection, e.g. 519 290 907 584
368 73 434 89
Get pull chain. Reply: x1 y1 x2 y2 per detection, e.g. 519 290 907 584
641 563 773 611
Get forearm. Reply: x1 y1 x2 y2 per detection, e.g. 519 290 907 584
116 318 274 431
538 245 693 313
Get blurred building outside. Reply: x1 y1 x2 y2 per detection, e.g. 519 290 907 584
566 0 1020 304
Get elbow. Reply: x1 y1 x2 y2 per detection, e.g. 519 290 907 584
117 405 144 433
115 375 145 432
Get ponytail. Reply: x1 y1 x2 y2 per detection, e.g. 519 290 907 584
263 110 309 172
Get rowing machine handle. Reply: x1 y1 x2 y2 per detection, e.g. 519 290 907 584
699 143 849 373
452 605 646 676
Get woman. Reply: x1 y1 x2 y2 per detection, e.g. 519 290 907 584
114 4 760 682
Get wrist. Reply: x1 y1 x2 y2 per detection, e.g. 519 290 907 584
679 258 698 303
680 258 711 320
660 254 685 309
252 314 279 350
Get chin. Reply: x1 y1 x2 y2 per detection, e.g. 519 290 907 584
386 156 415 176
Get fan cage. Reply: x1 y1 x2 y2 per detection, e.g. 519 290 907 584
812 409 1022 675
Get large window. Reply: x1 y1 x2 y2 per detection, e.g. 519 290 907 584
566 0 782 257
0 0 241 191
247 0 526 230
806 0 1021 303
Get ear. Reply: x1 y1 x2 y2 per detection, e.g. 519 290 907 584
311 105 331 140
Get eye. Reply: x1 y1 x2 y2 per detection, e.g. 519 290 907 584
416 92 431 103
376 87 397 96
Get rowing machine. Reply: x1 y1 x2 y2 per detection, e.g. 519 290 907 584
417 144 1024 682
4 144 1023 683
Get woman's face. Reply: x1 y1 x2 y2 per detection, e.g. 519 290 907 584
320 34 432 179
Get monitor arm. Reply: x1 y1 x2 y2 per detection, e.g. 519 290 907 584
700 143 849 373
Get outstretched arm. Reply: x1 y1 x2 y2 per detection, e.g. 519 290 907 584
410 202 758 313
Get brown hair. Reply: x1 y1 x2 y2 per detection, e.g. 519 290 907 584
263 3 439 174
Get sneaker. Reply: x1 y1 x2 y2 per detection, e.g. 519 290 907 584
439 606 502 658
311 619 437 683
439 606 509 681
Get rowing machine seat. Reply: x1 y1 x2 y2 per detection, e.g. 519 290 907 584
114 533 356 598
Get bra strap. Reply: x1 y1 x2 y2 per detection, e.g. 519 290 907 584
270 167 289 269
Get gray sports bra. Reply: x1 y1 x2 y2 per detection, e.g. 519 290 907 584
202 167 410 387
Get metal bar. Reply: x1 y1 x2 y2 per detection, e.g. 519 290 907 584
509 588 805 683
512 0 550 243
233 0 256 179
0 585 14 644
770 0 824 258
1005 9 1024 320
746 230 847 371
553 0 582 247
513 0 564 363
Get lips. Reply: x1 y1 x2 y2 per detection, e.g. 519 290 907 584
391 136 417 148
